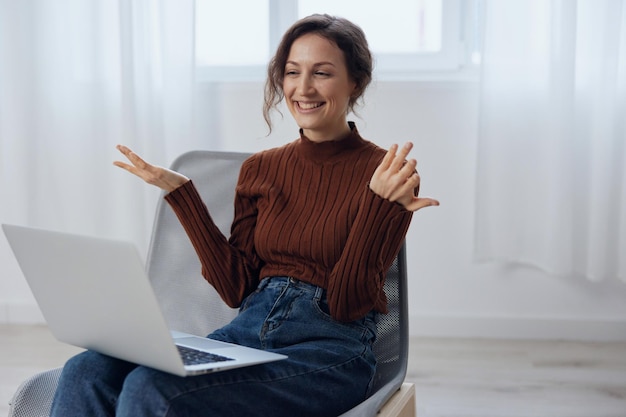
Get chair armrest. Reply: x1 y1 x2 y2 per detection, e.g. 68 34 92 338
8 367 63 417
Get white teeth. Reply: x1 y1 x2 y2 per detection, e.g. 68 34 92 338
298 102 323 110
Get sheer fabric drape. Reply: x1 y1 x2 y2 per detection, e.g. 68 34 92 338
0 0 197 254
475 0 626 282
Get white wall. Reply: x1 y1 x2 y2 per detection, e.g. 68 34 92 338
2 79 626 340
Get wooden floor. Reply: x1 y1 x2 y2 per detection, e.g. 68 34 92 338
1 325 625 417
406 337 626 417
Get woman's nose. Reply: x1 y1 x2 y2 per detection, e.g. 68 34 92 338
297 76 314 95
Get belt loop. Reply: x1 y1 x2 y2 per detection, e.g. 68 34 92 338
313 286 324 302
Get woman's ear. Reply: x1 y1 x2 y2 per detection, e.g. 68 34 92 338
350 83 359 100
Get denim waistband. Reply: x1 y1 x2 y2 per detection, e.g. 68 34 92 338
258 276 379 324
260 276 325 297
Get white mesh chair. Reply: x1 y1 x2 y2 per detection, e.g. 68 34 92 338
8 151 415 417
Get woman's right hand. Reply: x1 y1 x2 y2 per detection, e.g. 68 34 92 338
113 145 189 192
369 142 439 212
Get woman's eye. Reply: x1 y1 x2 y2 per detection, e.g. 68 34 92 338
315 72 330 77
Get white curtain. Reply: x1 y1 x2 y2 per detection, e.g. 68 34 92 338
475 0 626 282
0 0 201 255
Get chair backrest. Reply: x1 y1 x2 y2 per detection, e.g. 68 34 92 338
146 150 408 413
369 243 408 393
146 151 247 336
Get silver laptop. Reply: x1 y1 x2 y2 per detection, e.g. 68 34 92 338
2 224 286 377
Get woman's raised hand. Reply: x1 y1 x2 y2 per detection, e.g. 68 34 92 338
369 142 439 212
113 145 189 192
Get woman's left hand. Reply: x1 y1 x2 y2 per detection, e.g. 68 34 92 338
113 145 189 192
369 142 439 212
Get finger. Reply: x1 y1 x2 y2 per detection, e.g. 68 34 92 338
116 144 134 159
127 151 149 169
390 142 413 171
397 141 413 159
405 197 440 212
113 160 149 181
378 144 398 172
389 171 420 202
114 146 152 179
398 158 417 178
112 160 132 171
385 161 418 201
116 145 138 167
116 144 149 169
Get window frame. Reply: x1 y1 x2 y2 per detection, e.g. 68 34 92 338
195 0 475 83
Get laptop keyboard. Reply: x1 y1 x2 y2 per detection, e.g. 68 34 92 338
177 345 235 366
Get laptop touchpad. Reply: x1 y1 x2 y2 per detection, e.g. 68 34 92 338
175 337 231 350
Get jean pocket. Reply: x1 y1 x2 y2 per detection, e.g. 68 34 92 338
312 295 333 321
312 297 373 340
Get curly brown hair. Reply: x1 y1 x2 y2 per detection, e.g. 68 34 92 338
263 14 373 133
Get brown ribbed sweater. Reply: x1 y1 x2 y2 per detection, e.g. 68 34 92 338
165 123 413 322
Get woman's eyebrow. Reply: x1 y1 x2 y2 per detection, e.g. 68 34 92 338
285 60 336 67
313 61 336 67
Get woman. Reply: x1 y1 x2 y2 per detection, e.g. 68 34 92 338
51 14 438 417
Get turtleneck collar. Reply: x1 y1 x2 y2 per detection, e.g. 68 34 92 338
296 122 366 163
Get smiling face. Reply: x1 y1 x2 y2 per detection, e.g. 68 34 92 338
283 33 357 143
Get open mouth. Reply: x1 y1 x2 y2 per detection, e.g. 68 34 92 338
296 101 325 110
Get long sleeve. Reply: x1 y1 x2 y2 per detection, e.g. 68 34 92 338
327 187 412 321
164 179 261 308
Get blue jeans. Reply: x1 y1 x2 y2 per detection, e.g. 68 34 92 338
50 277 378 417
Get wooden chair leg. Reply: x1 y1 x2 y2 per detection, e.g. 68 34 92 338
377 383 416 417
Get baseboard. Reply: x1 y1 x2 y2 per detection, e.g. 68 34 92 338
410 314 626 342
3 303 625 342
